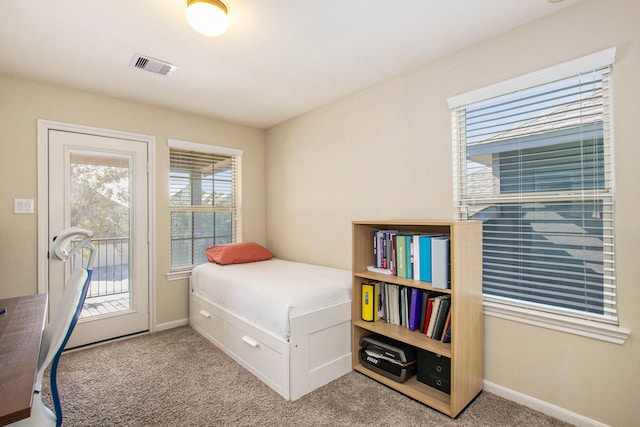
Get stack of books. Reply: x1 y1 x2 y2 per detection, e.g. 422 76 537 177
371 230 450 289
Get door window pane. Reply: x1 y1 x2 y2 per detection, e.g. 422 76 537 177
69 151 132 317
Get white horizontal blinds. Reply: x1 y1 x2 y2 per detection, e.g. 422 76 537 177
169 147 240 270
452 62 617 323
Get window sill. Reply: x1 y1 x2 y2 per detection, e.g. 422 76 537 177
484 301 630 345
166 270 192 281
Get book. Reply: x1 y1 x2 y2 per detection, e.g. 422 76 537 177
441 321 452 343
406 235 414 279
440 309 452 343
399 286 407 327
431 296 450 340
432 236 450 289
426 295 447 338
419 291 429 332
374 230 397 269
408 288 423 330
373 232 379 266
378 282 385 320
366 265 392 275
389 233 397 275
425 296 440 337
423 297 434 334
382 283 390 324
401 286 412 328
374 230 399 271
361 281 379 322
396 235 407 278
387 284 400 325
387 231 398 273
384 282 391 323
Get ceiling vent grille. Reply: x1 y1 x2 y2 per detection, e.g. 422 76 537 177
130 54 177 76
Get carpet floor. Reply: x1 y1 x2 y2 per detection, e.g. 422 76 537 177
43 326 573 426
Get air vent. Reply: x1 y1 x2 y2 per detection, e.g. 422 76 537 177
130 54 177 76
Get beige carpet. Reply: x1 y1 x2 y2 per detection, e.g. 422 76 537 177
44 326 573 426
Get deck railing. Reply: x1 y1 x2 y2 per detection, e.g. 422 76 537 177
71 237 129 298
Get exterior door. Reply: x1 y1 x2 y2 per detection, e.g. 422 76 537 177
47 129 149 348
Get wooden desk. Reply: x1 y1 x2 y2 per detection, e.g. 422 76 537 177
0 294 47 426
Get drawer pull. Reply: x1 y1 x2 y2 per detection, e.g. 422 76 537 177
199 309 212 319
241 335 260 348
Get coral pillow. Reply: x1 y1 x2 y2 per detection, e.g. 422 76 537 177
205 242 276 265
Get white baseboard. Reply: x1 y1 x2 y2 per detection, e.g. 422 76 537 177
156 318 189 331
483 380 609 427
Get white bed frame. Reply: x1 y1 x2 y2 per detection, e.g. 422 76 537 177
189 290 352 400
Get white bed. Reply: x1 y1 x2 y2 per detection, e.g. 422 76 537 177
189 258 353 400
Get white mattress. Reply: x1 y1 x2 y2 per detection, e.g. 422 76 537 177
190 259 352 339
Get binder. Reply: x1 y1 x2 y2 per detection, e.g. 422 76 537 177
413 235 421 281
396 235 407 278
398 286 409 327
417 234 442 282
423 297 434 334
426 295 445 338
406 235 414 279
432 237 450 289
431 297 450 340
378 281 386 320
408 288 423 330
419 291 429 332
361 281 379 322
389 284 400 325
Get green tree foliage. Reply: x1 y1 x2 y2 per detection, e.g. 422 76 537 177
70 163 129 239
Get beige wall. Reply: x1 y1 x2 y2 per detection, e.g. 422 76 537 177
265 0 639 425
0 76 266 324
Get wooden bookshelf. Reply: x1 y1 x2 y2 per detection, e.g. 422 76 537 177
352 220 483 418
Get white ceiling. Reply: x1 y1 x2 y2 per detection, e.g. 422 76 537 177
0 0 580 129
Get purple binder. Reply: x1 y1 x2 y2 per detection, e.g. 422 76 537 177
408 288 423 330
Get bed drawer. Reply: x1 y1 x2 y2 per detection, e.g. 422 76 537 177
226 322 287 390
190 298 225 346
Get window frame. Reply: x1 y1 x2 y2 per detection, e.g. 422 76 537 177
166 139 243 280
448 48 629 344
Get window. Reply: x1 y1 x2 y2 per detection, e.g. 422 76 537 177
168 139 242 275
449 48 619 327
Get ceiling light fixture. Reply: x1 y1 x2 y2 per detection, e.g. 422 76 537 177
186 0 229 37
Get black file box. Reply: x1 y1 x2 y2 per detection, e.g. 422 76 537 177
416 349 451 394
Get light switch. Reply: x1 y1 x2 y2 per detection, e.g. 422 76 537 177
14 199 34 214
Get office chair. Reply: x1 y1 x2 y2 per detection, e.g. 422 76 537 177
10 228 95 427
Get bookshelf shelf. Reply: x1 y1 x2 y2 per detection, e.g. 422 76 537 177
351 220 483 418
353 363 452 412
353 319 452 357
354 271 453 295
